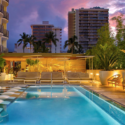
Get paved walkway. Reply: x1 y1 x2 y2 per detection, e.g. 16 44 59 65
81 81 125 107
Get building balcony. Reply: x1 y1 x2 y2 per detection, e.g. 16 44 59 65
88 30 97 32
3 29 9 37
88 33 97 35
88 36 98 38
0 45 8 53
79 12 88 14
79 38 89 41
2 0 9 7
0 4 4 14
0 25 3 33
6 0 9 2
79 24 88 26
79 27 88 29
88 41 97 45
79 30 88 32
3 0 9 3
3 11 9 20
88 12 98 14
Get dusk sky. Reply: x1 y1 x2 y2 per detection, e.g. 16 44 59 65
7 0 125 52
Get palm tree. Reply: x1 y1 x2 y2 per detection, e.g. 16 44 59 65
28 35 36 53
17 32 29 53
78 44 84 54
43 31 59 53
33 41 49 53
64 35 78 54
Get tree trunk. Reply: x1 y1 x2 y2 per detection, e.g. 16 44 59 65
23 41 24 53
30 43 31 53
72 44 74 54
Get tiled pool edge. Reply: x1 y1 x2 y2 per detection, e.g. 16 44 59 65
81 85 125 109
76 86 125 125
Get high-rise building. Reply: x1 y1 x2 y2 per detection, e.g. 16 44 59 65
31 21 62 53
52 27 62 53
0 0 9 53
68 7 109 52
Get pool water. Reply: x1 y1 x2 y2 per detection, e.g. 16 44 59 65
0 86 124 125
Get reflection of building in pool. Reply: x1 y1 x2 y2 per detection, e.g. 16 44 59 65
20 87 78 99
3 53 94 74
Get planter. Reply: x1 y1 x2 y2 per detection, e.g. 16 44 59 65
99 70 114 85
5 74 13 80
0 73 6 81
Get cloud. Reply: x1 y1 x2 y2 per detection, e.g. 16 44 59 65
7 0 125 52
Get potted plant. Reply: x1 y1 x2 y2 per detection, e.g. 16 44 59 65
86 24 119 85
0 54 6 81
98 43 118 85
26 59 39 72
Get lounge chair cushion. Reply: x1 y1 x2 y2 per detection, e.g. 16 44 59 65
40 72 51 80
14 77 25 79
66 72 80 80
79 73 92 80
26 72 40 78
17 72 27 78
52 72 64 80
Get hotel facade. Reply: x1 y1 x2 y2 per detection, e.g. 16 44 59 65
0 0 9 53
68 7 109 52
31 21 62 53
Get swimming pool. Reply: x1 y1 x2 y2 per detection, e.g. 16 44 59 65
0 85 124 125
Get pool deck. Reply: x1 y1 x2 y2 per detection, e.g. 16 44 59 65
0 80 125 107
81 81 125 107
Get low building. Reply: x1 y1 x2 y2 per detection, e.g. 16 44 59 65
3 53 93 73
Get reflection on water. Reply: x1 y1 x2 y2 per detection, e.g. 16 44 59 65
19 86 79 99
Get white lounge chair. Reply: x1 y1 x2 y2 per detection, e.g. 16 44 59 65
66 72 81 84
13 72 27 82
79 72 92 83
40 72 52 84
52 72 64 84
24 72 40 84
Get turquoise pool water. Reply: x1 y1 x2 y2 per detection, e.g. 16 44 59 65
0 86 124 125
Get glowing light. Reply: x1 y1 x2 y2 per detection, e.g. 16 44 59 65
113 72 118 76
96 74 99 76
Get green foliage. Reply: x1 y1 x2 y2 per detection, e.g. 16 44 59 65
26 59 39 66
33 41 49 53
17 32 29 52
111 14 125 69
27 35 36 53
9 68 13 74
64 35 79 54
86 24 119 70
43 31 59 53
0 54 5 72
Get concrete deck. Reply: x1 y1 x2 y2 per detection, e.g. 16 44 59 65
81 81 125 107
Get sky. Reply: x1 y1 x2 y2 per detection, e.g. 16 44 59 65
7 0 125 52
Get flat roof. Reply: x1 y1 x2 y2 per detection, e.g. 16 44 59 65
2 53 94 61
